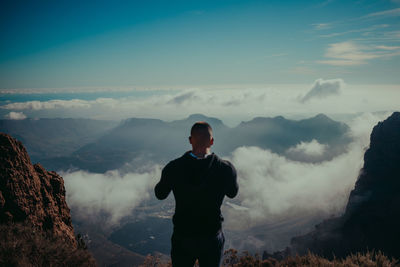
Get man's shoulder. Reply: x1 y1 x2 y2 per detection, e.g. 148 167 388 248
212 154 236 172
163 152 190 169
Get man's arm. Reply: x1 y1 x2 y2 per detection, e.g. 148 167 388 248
154 164 173 200
225 161 238 198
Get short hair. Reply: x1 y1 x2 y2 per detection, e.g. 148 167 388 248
190 121 213 138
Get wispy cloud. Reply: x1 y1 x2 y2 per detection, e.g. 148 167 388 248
319 24 389 38
311 7 400 39
362 8 400 19
375 45 400 50
352 30 400 45
317 41 400 66
318 41 378 65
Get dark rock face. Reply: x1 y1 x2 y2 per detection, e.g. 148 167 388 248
0 132 76 246
291 112 400 259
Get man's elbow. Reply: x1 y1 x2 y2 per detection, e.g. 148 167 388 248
154 185 169 200
226 187 238 198
155 191 168 200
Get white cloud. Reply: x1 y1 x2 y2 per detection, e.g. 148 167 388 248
325 42 378 60
318 41 379 66
286 139 328 160
318 41 400 66
230 145 360 222
4 111 27 120
300 78 344 103
224 112 391 229
1 99 92 110
62 166 161 225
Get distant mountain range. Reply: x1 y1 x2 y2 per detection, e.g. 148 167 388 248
0 118 118 163
1 113 352 173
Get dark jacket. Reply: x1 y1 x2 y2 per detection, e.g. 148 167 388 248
154 151 238 236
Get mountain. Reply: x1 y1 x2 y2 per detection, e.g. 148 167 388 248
219 113 350 157
0 118 118 162
290 112 400 259
0 132 95 265
41 113 351 173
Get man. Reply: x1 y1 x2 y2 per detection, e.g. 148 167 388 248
154 121 238 267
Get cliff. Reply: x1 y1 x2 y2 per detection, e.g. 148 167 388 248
291 112 400 258
0 132 76 246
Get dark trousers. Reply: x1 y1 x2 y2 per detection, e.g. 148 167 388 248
171 230 225 267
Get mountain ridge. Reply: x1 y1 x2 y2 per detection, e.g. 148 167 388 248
36 113 351 173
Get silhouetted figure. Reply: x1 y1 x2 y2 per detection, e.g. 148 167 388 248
155 121 238 267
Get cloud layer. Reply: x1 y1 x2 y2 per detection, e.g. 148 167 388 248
2 99 93 110
1 82 399 126
62 166 161 225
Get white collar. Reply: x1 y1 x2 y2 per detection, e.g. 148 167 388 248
189 151 212 159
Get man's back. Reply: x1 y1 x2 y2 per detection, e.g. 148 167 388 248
155 151 238 236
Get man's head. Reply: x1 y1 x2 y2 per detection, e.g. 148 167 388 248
189 121 214 149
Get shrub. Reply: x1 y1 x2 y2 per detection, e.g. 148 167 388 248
0 223 96 267
139 249 399 267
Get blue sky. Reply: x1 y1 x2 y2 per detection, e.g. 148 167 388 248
1 0 400 89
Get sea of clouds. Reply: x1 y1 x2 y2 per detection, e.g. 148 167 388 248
60 111 390 229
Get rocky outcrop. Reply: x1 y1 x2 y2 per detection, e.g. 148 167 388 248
0 132 76 246
291 112 400 259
